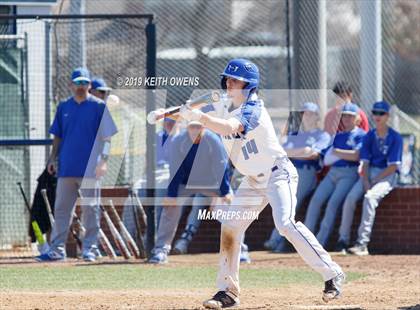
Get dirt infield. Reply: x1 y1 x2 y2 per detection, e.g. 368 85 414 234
0 252 419 310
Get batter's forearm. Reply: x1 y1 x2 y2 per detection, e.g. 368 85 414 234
200 114 242 136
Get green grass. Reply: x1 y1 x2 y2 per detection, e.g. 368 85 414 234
0 265 365 291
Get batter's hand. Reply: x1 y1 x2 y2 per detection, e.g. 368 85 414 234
179 105 203 122
96 160 108 178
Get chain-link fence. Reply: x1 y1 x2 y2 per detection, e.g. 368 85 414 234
0 13 154 252
69 0 419 183
1 0 419 253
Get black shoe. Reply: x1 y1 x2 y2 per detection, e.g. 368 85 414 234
334 240 349 254
322 273 345 302
203 291 239 309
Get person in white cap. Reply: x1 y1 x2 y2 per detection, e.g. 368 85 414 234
304 103 366 249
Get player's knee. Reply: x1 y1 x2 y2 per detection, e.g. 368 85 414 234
364 190 376 201
275 220 295 237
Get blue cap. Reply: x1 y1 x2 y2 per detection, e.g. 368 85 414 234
301 102 319 113
71 67 90 82
91 78 112 91
372 101 390 113
341 102 359 116
164 117 176 123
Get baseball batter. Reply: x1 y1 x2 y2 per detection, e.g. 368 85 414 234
179 59 344 309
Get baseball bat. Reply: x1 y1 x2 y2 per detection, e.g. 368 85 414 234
108 200 142 259
83 186 131 260
128 188 147 258
40 189 83 252
101 203 131 259
131 189 147 229
76 190 116 259
17 182 46 247
147 90 220 124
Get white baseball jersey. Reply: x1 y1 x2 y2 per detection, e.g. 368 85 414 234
209 93 287 176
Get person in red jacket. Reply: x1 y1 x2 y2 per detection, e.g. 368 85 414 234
324 81 369 135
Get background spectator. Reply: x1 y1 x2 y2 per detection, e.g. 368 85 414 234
338 101 402 255
304 103 365 248
324 81 369 135
148 121 232 264
37 68 117 262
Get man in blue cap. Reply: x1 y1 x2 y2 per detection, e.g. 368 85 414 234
90 78 112 101
304 103 366 248
264 102 332 252
337 101 402 255
37 68 117 262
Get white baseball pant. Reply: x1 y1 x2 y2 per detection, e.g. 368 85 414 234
215 157 343 296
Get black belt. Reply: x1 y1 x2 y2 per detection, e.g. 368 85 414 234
257 165 279 177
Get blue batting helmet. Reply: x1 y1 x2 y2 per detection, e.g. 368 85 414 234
220 59 259 94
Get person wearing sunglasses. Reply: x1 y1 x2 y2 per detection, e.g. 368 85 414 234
336 101 402 256
37 68 117 262
90 78 112 101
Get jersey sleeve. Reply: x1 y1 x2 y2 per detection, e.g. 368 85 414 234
312 132 331 153
49 103 62 138
354 131 365 151
235 101 261 135
387 132 403 166
359 132 372 162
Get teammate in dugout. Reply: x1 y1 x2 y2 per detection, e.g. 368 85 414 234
304 103 366 249
148 120 233 264
264 102 332 253
178 59 345 309
336 101 403 255
36 68 117 262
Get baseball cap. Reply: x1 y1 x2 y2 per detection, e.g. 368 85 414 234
163 117 176 123
301 102 319 113
91 78 112 91
71 67 90 83
341 102 359 116
372 101 390 113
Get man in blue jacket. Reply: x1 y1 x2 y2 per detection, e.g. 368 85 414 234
36 68 117 262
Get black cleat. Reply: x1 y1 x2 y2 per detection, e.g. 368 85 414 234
203 291 239 309
323 273 345 302
334 240 349 254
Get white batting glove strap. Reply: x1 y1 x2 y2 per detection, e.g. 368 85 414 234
179 105 203 122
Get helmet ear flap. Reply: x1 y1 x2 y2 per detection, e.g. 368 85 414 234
221 76 227 90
